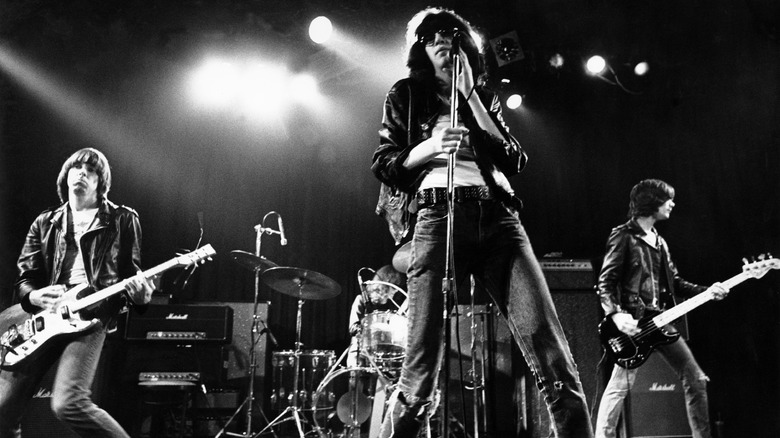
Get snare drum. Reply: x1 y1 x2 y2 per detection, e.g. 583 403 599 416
270 350 335 411
360 311 407 370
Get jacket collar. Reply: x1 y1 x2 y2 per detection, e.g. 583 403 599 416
626 218 649 236
49 199 116 229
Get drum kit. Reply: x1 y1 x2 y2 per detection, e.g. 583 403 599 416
217 217 412 438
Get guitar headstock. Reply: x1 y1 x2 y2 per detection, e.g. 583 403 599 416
742 254 779 279
176 244 216 267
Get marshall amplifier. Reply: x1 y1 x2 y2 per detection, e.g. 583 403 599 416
124 304 233 343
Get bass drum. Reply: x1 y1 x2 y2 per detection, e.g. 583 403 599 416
270 350 335 412
311 367 385 437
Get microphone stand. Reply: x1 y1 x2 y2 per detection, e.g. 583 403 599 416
216 212 281 438
440 44 462 438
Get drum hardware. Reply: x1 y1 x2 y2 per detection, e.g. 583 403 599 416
271 350 335 412
255 265 341 438
361 280 408 316
215 212 284 438
230 250 279 273
260 267 342 301
310 269 409 438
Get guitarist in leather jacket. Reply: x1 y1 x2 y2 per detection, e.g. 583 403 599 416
594 179 729 438
0 148 154 438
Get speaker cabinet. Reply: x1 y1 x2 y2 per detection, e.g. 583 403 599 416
522 288 603 438
624 353 691 438
223 301 269 384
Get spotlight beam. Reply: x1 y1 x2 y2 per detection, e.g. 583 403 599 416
0 41 165 154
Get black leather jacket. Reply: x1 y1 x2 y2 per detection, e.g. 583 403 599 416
597 219 706 318
371 77 527 243
15 199 143 323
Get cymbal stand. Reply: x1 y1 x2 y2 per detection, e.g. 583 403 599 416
253 295 308 438
217 212 283 438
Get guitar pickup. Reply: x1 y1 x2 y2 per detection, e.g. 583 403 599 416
608 338 623 353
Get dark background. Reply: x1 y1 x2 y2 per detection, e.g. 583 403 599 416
1 0 778 436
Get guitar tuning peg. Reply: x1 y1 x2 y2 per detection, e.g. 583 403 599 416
742 257 749 265
758 254 766 261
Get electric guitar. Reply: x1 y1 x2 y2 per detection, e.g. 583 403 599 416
598 255 779 369
0 244 216 369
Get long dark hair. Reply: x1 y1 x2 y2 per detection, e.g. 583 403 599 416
56 148 112 203
628 179 675 218
405 7 486 86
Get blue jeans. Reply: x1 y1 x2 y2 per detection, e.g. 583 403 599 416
0 323 129 438
379 200 593 438
595 335 711 438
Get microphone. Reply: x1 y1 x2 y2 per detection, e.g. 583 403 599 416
258 319 279 347
450 30 462 61
277 215 287 246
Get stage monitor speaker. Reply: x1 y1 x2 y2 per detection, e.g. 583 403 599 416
522 288 603 438
624 353 691 438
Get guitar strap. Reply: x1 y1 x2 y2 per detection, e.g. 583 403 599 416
658 245 676 311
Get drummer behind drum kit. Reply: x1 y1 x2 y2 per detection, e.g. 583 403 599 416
217 214 408 438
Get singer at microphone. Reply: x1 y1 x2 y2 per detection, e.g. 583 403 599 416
372 7 593 438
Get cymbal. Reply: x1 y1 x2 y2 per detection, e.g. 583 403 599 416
230 250 278 272
392 241 412 273
261 266 341 300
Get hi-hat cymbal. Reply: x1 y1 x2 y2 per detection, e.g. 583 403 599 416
261 266 341 300
230 250 278 272
392 241 412 273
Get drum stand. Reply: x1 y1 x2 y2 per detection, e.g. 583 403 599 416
216 214 282 438
254 298 308 438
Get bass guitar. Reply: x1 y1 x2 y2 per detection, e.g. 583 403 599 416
0 244 215 369
598 255 778 369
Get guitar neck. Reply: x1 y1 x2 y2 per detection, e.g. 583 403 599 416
652 270 750 327
69 259 179 313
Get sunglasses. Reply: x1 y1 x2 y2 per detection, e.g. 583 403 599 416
417 28 460 46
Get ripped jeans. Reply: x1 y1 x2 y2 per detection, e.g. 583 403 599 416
595 334 711 438
379 200 593 438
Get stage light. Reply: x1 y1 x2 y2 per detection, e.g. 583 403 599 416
190 59 240 107
586 55 606 75
239 63 289 116
289 73 321 105
506 94 523 109
549 53 565 69
309 16 333 44
634 61 649 76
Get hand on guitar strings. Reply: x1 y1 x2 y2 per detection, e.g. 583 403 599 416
611 312 640 337
124 272 157 305
28 285 67 311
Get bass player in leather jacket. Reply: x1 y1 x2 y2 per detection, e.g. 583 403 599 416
595 179 728 438
0 148 154 438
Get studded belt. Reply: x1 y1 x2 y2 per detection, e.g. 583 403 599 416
416 186 494 208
